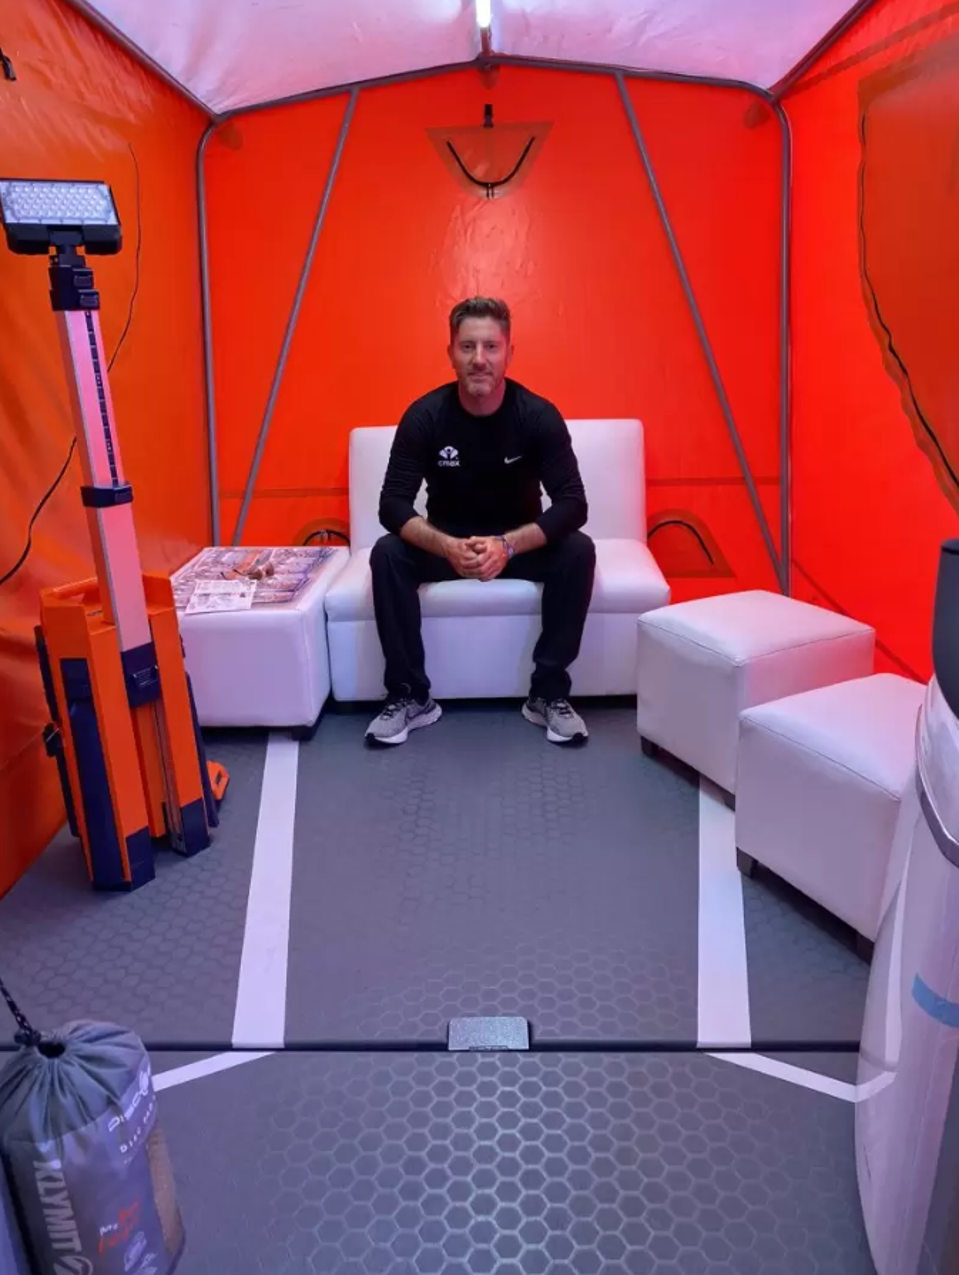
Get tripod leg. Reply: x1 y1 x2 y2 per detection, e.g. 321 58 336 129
35 627 79 838
62 655 154 891
185 670 224 829
147 598 212 856
42 724 79 840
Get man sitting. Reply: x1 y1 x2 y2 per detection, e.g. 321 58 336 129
366 296 596 746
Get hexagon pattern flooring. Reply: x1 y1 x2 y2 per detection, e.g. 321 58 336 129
155 1049 875 1275
743 868 869 1047
0 731 266 1046
0 706 868 1050
287 706 700 1044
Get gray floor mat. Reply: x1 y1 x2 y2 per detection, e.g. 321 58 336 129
0 731 265 1047
287 705 701 1044
159 1049 875 1275
0 706 874 1054
743 867 869 1047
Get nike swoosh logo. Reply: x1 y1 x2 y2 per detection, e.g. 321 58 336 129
505 455 522 464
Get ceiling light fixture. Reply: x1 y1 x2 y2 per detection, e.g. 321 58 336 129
476 0 492 57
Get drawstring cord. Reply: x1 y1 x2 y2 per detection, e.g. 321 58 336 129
0 975 42 1049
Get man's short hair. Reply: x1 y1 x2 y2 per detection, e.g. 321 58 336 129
449 296 511 340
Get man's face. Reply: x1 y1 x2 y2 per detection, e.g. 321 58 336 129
448 317 512 401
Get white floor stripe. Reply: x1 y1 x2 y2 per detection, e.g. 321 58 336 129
697 778 752 1048
232 733 300 1049
709 1051 857 1102
855 1070 896 1103
151 1047 891 1104
154 1051 274 1092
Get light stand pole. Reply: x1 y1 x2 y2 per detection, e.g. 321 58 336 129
1 178 228 890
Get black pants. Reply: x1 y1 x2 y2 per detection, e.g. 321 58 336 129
370 530 596 703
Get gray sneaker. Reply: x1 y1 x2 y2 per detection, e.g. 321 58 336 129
522 696 588 744
366 696 442 745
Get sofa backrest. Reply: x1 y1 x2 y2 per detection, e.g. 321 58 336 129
348 417 646 549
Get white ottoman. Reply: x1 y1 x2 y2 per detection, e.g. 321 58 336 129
736 673 925 946
636 590 875 793
175 547 349 733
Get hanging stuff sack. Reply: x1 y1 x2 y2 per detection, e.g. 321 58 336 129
0 977 185 1275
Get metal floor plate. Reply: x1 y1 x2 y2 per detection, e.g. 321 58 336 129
155 1049 875 1275
286 706 701 1045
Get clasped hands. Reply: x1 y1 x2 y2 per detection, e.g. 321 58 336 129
444 534 510 582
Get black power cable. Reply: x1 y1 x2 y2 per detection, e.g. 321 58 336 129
0 438 79 587
0 143 142 590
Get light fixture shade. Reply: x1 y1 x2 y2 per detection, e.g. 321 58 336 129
428 111 550 199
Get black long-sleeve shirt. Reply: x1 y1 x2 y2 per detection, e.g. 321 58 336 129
378 379 588 542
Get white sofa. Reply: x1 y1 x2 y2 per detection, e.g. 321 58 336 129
324 418 670 701
735 673 926 948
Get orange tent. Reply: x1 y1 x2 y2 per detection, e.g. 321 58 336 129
1 0 956 893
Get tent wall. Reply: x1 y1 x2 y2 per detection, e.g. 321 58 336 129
0 0 209 896
784 0 959 680
204 67 785 599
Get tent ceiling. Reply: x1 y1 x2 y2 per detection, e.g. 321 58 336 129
73 0 857 116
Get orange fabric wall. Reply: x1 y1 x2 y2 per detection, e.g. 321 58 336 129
0 0 209 895
785 0 959 678
205 67 784 598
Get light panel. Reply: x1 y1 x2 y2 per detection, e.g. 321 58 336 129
0 178 121 254
0 179 118 227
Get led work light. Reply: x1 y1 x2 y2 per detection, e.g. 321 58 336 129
2 176 227 891
0 178 121 254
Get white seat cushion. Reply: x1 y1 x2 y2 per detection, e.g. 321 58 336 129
640 589 872 661
324 539 668 622
736 674 926 940
740 673 924 798
636 590 876 792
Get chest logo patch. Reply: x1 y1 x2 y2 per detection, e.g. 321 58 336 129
438 446 460 467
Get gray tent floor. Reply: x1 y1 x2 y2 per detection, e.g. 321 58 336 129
0 702 868 1052
1 703 877 1273
150 1047 874 1275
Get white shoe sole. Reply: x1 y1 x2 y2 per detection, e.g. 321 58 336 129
367 701 442 745
521 702 587 744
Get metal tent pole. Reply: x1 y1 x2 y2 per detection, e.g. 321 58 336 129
774 104 793 593
615 71 785 590
197 120 220 543
232 88 359 545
